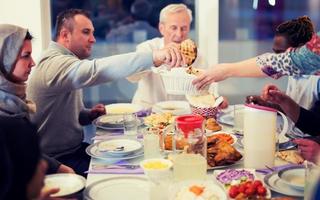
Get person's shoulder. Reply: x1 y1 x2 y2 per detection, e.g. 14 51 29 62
137 37 163 50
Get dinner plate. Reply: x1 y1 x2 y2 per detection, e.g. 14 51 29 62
84 176 149 200
152 101 191 115
105 103 144 115
278 166 305 191
217 112 234 126
93 115 142 130
168 180 227 200
206 131 238 146
96 139 142 156
44 174 86 197
264 171 304 197
86 142 144 160
207 157 243 170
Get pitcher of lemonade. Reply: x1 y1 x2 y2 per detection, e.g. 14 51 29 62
169 115 207 181
243 104 288 168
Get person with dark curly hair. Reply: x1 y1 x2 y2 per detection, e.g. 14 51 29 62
247 16 319 111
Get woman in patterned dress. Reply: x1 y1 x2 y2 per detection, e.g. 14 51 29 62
192 29 320 90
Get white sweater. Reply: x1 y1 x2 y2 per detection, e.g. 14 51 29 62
128 37 208 106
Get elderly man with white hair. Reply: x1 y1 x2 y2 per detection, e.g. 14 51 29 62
128 3 208 106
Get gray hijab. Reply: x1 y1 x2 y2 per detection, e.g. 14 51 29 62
0 24 35 117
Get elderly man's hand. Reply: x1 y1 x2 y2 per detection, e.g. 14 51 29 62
152 43 185 68
89 104 106 121
294 139 320 163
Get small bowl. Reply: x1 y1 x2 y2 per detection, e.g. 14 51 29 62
140 158 173 182
278 166 305 191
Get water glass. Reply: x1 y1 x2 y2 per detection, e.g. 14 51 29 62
123 113 138 137
233 104 245 132
143 130 161 159
305 161 320 200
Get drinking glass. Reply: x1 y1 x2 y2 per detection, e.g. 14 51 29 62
233 104 245 132
143 129 161 159
123 113 138 137
305 161 320 200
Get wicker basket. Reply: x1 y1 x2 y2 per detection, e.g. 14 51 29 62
159 68 209 95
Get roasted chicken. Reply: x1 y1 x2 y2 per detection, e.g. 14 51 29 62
207 137 242 167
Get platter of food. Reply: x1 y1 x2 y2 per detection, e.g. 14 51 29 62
169 180 227 200
207 136 243 169
214 169 271 199
206 131 237 146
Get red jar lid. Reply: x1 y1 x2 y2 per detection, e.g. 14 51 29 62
175 115 204 137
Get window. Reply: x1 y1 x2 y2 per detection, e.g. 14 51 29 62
50 0 196 105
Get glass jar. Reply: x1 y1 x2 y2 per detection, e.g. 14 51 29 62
162 115 207 157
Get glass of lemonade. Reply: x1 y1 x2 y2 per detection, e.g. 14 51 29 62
123 113 138 137
143 129 161 159
173 153 207 181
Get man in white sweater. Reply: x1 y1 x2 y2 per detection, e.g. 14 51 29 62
128 4 207 106
27 9 183 176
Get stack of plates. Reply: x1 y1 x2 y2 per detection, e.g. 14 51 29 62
86 139 143 160
93 114 142 130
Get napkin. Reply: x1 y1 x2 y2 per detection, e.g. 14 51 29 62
85 160 144 174
255 163 302 175
136 109 151 117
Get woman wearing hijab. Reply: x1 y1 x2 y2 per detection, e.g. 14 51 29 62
0 24 72 199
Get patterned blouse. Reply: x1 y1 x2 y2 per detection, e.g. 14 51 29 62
256 31 320 79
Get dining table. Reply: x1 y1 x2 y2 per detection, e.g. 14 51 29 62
84 109 305 200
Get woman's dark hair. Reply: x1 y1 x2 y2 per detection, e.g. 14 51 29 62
25 31 33 40
275 16 315 47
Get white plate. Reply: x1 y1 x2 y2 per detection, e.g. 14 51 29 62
169 180 227 200
152 101 191 115
264 171 304 197
97 139 142 156
278 166 305 191
206 131 238 146
93 115 142 130
105 103 144 115
84 176 149 200
217 113 234 126
86 142 144 160
44 174 86 197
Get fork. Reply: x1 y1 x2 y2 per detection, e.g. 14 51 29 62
92 164 140 170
